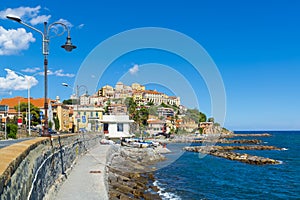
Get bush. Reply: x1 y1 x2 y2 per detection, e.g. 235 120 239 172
7 123 18 139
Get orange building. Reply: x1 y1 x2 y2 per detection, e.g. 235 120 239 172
0 96 52 122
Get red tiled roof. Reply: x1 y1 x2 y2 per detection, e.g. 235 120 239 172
0 96 51 109
147 119 165 124
143 90 162 95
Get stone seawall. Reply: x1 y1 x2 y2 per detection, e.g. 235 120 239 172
0 133 101 200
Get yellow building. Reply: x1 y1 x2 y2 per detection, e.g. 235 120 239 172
131 83 145 91
52 103 71 132
73 106 104 132
98 85 114 97
132 91 144 106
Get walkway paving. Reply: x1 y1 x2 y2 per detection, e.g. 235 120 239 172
55 143 110 200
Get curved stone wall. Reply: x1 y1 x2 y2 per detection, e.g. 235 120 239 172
0 134 101 200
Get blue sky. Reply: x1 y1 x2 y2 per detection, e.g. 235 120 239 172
0 0 299 130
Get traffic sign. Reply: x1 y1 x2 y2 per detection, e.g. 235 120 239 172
82 116 86 123
18 117 22 126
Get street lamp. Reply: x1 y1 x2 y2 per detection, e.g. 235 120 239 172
62 83 88 133
7 15 76 136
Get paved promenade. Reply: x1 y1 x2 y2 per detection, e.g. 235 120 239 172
55 143 110 200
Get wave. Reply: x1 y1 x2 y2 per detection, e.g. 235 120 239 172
153 180 182 200
282 148 288 151
277 160 283 164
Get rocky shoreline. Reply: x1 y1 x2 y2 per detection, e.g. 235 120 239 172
106 146 166 200
105 132 282 198
184 145 283 165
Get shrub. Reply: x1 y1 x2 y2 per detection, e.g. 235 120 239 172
7 123 18 139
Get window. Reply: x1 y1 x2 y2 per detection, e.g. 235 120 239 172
90 112 93 117
117 123 123 132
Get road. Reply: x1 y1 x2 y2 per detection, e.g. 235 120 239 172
0 138 32 149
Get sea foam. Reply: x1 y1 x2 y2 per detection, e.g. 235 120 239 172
154 180 182 200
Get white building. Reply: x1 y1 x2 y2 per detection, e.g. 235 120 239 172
80 93 90 105
147 119 166 136
100 115 134 139
90 95 106 106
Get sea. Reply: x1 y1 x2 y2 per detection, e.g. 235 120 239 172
154 131 300 200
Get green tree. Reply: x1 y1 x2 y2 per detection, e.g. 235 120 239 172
160 102 168 108
199 112 207 123
7 123 18 139
148 106 158 116
48 120 53 129
147 101 154 106
125 98 149 131
14 102 41 126
104 99 111 114
208 117 215 123
186 108 202 122
138 106 149 127
63 99 73 105
125 97 137 119
54 116 60 130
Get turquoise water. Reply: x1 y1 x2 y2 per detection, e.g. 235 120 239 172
155 131 300 199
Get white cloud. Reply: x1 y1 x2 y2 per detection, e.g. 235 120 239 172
0 69 38 91
57 18 73 28
0 26 35 55
77 24 85 29
0 6 51 25
21 67 41 73
49 19 73 36
54 69 75 77
30 15 51 25
38 69 75 77
129 64 139 75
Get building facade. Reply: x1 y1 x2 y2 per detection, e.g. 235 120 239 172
100 115 134 138
73 106 104 132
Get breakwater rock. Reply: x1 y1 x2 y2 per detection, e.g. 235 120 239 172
107 146 165 200
184 146 282 165
209 145 283 151
224 133 271 138
169 138 262 144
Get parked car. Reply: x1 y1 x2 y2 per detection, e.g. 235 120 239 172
48 128 57 134
27 126 37 131
38 128 58 136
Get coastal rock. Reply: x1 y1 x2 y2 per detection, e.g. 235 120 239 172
119 195 131 200
111 182 134 194
184 146 282 165
150 185 160 192
166 138 262 144
133 189 144 198
154 146 171 154
143 192 161 200
224 133 271 137
107 146 163 199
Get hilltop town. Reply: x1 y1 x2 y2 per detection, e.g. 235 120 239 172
0 82 227 139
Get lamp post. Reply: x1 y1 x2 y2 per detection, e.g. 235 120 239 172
7 15 76 136
62 83 88 133
4 105 8 140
